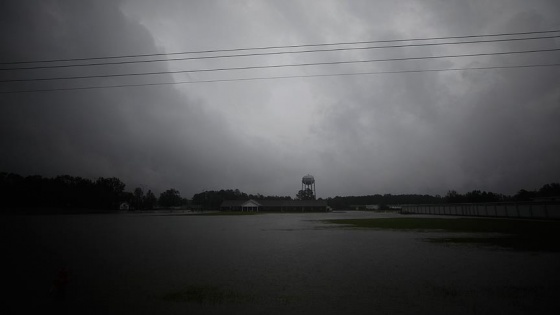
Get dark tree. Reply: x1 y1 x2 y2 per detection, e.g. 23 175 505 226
514 189 537 202
144 190 157 210
95 177 126 209
444 190 464 203
132 187 144 210
296 188 315 200
120 192 134 207
538 183 560 197
0 172 130 212
158 189 183 208
463 190 503 203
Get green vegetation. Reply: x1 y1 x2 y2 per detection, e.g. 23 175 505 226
325 218 560 251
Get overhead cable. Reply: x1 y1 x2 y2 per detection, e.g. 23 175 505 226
1 28 559 65
2 62 559 94
2 47 559 83
2 34 559 71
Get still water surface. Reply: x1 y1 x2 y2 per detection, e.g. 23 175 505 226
4 211 560 314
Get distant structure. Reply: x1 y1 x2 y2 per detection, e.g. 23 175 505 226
302 174 316 199
219 174 327 212
220 199 327 212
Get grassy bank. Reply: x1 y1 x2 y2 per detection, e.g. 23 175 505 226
325 217 560 252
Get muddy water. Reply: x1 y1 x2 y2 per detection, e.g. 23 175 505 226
4 212 560 314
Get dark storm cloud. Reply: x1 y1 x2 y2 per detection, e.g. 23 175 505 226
273 0 560 195
0 0 281 196
1 0 559 198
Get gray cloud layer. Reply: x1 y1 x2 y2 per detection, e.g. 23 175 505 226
1 0 559 198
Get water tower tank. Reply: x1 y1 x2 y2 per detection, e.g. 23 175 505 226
302 174 315 185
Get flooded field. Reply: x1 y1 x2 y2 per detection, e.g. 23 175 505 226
4 211 560 314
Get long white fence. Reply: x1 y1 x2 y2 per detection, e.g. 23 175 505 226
401 203 560 219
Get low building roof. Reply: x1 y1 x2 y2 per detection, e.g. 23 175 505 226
242 200 262 207
219 200 245 207
220 199 327 207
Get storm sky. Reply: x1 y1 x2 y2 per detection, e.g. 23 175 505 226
1 0 559 198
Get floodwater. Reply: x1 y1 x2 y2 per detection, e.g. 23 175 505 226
3 211 560 314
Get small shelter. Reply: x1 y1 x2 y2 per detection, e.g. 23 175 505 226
220 199 328 212
219 199 262 212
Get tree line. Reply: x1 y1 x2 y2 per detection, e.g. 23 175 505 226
1 172 558 213
326 194 443 210
1 173 125 212
191 189 292 210
0 172 187 213
0 173 293 213
325 183 560 210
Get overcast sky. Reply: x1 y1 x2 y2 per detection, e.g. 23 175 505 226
1 0 559 198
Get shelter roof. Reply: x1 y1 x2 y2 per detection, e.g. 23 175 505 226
220 199 327 208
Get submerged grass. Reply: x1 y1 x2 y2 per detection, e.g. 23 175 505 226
162 285 298 306
162 285 256 304
325 217 560 252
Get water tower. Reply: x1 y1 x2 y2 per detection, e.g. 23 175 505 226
302 174 316 199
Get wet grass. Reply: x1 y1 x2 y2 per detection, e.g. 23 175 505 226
325 217 560 252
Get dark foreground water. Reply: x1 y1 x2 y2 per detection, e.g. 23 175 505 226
3 212 560 314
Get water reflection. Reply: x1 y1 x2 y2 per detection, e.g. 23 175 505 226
4 212 560 314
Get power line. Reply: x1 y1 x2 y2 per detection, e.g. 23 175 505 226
2 62 559 94
2 34 559 71
2 28 559 65
2 47 559 83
